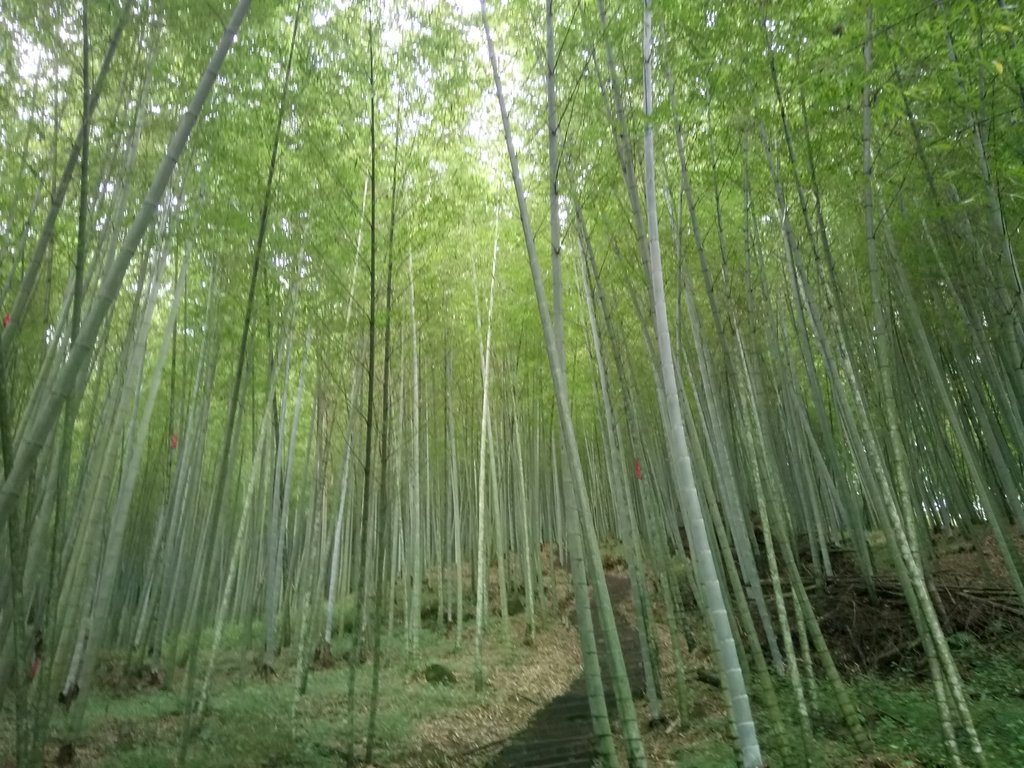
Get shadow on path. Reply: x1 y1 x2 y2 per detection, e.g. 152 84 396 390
485 571 645 768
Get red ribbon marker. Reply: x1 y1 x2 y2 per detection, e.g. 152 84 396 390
2 313 9 328
170 434 178 449
634 458 642 480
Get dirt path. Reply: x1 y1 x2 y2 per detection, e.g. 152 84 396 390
485 571 644 768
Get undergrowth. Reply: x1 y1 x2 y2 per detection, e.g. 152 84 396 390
668 637 1024 767
3 558 1023 767
0 612 531 768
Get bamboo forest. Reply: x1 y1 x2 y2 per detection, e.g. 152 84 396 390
3 1 1024 767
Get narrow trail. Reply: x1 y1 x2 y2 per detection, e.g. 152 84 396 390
486 571 645 768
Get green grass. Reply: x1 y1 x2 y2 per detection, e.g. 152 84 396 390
850 641 1024 766
667 639 1024 767
5 565 1022 768
1 618 531 768
88 641 1023 768
85 658 475 768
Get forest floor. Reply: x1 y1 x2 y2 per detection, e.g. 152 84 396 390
3 534 1024 767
